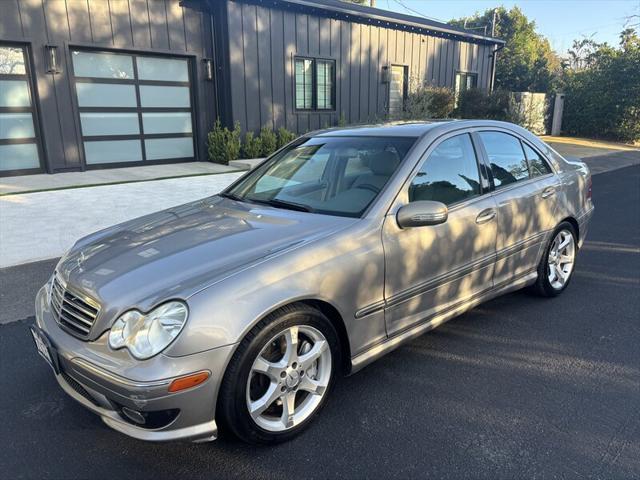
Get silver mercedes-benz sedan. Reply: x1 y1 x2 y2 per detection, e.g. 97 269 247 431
31 120 594 444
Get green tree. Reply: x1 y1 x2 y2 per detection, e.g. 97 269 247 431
450 7 562 92
563 28 640 142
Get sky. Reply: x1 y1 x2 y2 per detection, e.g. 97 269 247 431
378 0 640 55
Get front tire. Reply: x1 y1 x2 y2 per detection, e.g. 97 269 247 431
532 221 578 297
217 303 339 444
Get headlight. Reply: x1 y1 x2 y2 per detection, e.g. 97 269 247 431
108 301 188 360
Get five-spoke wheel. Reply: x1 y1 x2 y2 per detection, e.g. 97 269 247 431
533 221 578 296
547 229 576 290
217 304 338 444
246 325 331 432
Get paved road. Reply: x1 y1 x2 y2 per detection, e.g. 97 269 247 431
1 166 639 479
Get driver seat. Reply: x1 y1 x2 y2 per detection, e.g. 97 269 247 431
351 150 401 192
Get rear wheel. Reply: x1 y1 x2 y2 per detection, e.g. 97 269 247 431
532 221 577 297
217 304 339 444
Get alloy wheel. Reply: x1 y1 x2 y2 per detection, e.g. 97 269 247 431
547 229 576 289
246 325 332 432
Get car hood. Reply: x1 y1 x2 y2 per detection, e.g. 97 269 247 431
56 196 354 338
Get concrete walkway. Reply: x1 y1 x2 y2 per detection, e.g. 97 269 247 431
0 172 244 267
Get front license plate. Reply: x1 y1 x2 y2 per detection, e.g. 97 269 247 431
30 326 59 374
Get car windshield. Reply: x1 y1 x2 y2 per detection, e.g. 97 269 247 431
223 136 417 217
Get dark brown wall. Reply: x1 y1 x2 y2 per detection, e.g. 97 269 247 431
0 0 214 172
225 1 495 134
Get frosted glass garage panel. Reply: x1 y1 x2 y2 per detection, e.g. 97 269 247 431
145 138 194 160
137 56 189 81
80 113 140 136
72 51 134 79
84 140 142 164
0 143 40 170
139 86 190 108
0 80 30 106
0 113 35 139
142 112 192 134
76 83 137 107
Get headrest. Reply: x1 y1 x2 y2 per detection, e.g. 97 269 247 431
369 150 401 175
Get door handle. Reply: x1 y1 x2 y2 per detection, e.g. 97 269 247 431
476 208 496 224
541 187 556 199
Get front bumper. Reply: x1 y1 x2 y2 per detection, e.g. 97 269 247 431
34 286 236 442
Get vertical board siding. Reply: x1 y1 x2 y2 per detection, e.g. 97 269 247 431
222 3 497 134
109 0 134 47
147 0 169 50
1 0 213 172
88 0 113 44
129 0 153 48
242 4 261 132
256 6 273 130
166 0 186 51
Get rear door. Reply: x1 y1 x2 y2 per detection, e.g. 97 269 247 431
475 130 561 287
388 65 407 118
382 132 497 335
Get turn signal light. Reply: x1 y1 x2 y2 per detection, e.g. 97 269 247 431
168 371 210 393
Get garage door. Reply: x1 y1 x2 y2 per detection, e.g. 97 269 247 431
71 50 195 167
0 44 43 174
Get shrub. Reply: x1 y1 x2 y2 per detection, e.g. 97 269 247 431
276 127 297 148
242 131 262 159
427 87 456 118
402 85 456 120
259 127 278 156
456 88 490 119
207 120 241 165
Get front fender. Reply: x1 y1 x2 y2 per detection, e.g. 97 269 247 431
164 220 387 358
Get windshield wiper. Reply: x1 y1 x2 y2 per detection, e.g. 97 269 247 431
251 198 314 213
218 192 244 201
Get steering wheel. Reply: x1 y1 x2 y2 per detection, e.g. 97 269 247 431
355 183 381 194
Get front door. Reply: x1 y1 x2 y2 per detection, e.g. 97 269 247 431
388 65 407 118
476 131 560 287
382 132 498 336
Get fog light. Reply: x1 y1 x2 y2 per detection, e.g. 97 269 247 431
121 407 146 425
168 371 210 393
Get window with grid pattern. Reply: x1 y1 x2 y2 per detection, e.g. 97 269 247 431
295 58 313 110
295 57 335 111
316 60 334 110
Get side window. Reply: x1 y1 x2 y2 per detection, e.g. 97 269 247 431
409 134 481 205
478 132 529 188
523 142 552 176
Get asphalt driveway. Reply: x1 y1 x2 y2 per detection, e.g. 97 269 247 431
0 165 638 479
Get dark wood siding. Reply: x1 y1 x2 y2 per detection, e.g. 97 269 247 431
1 0 215 173
224 1 495 134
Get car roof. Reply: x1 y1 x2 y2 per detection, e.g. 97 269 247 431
310 121 457 138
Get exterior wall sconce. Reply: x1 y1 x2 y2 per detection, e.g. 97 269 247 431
203 58 213 81
380 65 390 83
45 45 60 73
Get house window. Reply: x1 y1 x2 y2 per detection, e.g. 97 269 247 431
316 60 334 110
295 57 335 111
455 72 478 93
0 44 43 174
71 50 195 166
295 58 313 110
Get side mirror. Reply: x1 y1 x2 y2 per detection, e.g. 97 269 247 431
396 201 448 228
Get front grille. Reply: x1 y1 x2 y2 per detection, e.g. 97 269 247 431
50 274 100 338
61 371 100 406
